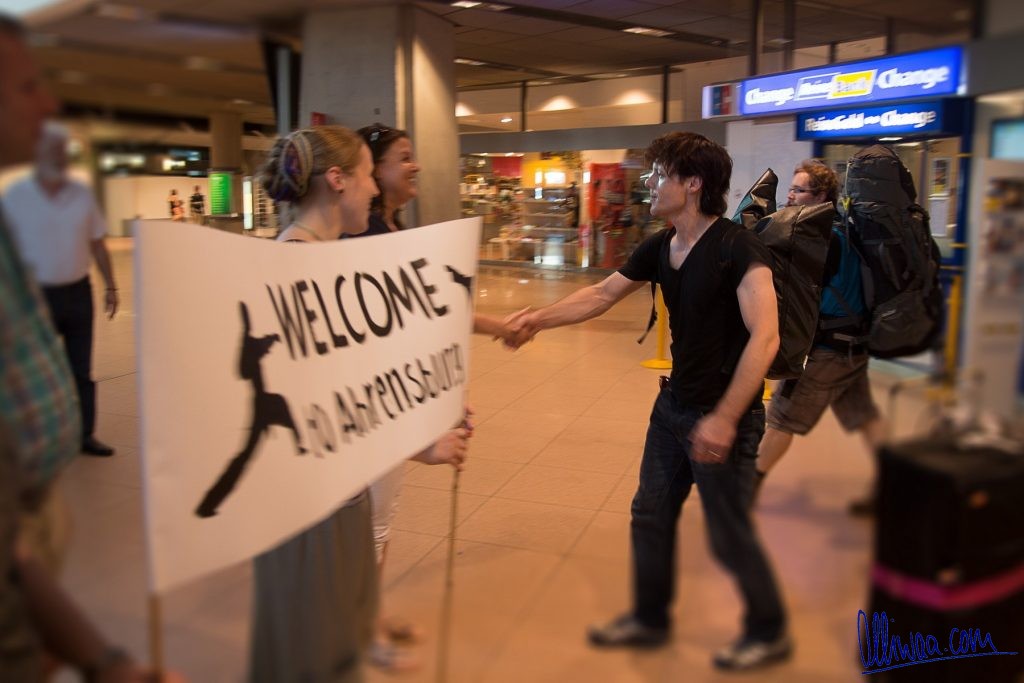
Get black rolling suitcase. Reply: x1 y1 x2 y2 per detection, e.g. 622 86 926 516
865 436 1024 682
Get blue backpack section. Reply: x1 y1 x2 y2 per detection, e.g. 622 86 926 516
820 226 865 319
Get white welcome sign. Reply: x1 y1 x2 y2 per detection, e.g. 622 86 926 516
135 218 480 593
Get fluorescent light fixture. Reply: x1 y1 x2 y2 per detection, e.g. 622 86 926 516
243 178 254 230
878 136 904 142
534 170 543 185
454 58 486 66
505 152 514 156
451 0 507 9
500 116 513 123
544 171 566 186
623 26 673 38
583 171 591 184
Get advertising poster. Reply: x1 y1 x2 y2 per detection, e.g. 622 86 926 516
964 160 1024 420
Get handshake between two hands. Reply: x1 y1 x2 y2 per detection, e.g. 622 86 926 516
492 307 538 350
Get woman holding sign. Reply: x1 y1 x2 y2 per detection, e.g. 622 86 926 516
255 125 472 683
351 123 514 672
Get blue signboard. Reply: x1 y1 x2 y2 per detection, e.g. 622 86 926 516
740 46 963 116
796 101 945 140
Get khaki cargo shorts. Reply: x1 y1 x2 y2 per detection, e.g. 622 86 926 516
767 347 880 435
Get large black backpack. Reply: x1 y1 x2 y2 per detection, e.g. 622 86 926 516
842 145 944 358
731 169 834 379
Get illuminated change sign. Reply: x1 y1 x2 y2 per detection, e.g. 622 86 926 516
796 101 945 140
740 46 963 116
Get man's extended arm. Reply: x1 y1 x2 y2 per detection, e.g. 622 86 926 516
506 273 646 347
690 263 778 462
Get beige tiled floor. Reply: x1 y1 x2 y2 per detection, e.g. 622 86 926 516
55 240 935 682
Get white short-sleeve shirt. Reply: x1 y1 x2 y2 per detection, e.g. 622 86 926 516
1 177 107 286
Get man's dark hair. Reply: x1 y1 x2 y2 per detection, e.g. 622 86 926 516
0 13 26 40
645 132 732 216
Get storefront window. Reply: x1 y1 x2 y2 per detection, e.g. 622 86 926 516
463 149 666 269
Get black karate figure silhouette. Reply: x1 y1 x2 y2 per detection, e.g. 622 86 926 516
445 265 473 298
195 302 307 518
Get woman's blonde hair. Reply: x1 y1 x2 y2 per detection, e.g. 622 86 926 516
261 125 364 203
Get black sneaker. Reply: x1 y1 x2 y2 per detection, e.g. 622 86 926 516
713 634 792 670
81 436 115 457
587 614 669 648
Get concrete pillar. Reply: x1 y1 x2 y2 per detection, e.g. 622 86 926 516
210 111 244 215
299 2 460 227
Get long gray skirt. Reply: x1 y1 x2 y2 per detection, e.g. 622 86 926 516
250 490 378 683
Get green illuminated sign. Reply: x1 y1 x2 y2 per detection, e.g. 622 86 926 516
209 172 232 214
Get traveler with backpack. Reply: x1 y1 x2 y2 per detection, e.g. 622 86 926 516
505 132 791 671
754 160 886 514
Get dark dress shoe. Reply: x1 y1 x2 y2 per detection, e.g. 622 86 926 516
81 436 115 457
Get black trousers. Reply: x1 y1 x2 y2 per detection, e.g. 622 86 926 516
42 277 95 439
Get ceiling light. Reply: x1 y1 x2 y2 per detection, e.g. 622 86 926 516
500 117 513 123
450 1 480 7
455 58 486 66
623 26 673 38
878 137 904 142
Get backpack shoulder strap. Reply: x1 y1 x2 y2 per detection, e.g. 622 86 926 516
637 229 673 344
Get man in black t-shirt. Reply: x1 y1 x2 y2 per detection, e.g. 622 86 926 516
505 132 789 671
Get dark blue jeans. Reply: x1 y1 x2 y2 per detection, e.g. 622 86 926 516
630 386 786 642
43 277 95 438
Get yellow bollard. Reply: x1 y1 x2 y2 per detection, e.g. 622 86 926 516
943 274 963 386
762 379 772 401
641 286 672 370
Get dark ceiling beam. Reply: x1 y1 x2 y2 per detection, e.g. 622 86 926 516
419 0 742 52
